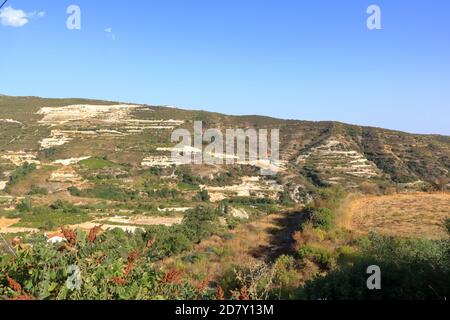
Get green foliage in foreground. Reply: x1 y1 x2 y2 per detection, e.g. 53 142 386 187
298 234 450 300
309 207 336 231
0 205 223 300
0 229 211 300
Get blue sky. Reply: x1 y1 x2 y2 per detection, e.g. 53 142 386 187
1 0 449 135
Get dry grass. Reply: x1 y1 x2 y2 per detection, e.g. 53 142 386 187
162 212 299 281
341 193 450 240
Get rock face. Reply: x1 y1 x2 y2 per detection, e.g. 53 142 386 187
297 137 382 187
49 167 84 185
35 104 185 150
229 207 249 220
203 176 284 202
288 184 314 204
37 104 143 124
1 151 40 166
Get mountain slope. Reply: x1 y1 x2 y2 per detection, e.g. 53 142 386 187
0 95 449 193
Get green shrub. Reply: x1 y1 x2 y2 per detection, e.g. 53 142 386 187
299 234 450 300
49 200 82 214
68 185 139 202
144 206 219 260
16 198 33 213
79 157 121 170
336 245 359 265
225 197 276 205
183 206 218 242
317 186 346 210
4 163 36 192
0 229 206 300
271 255 301 299
147 187 180 199
29 185 49 196
311 208 336 231
297 244 336 270
195 190 210 202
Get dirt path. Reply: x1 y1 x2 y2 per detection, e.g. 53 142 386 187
0 217 38 234
162 210 306 280
250 211 306 262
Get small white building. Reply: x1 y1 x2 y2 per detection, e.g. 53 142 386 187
45 232 67 244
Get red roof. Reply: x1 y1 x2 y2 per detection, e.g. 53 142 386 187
47 232 66 239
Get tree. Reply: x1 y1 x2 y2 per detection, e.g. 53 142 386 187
435 176 449 192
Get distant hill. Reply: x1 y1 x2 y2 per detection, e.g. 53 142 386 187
1 94 449 191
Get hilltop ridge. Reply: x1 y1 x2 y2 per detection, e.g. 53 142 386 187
0 94 449 194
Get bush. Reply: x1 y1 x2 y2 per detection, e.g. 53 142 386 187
183 206 218 242
49 200 82 214
68 185 139 202
297 245 336 270
29 185 48 196
4 163 37 192
298 234 450 300
79 157 121 170
145 206 219 260
271 255 301 299
16 198 33 212
195 190 210 202
147 187 180 199
336 245 359 265
225 197 276 205
311 208 336 231
0 229 205 300
317 186 346 210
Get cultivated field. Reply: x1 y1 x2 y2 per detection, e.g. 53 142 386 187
342 193 450 239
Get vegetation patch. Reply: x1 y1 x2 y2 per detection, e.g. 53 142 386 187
79 157 122 170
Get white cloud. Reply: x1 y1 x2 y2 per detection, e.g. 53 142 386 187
28 11 46 18
104 27 116 40
0 6 28 27
0 6 46 27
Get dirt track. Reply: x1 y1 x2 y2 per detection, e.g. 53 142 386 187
0 217 38 234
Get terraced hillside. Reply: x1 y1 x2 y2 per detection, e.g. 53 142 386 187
1 95 449 187
0 94 449 301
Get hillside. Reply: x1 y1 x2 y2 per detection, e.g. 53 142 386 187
1 95 449 191
0 94 449 300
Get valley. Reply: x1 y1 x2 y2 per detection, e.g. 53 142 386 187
0 95 449 300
